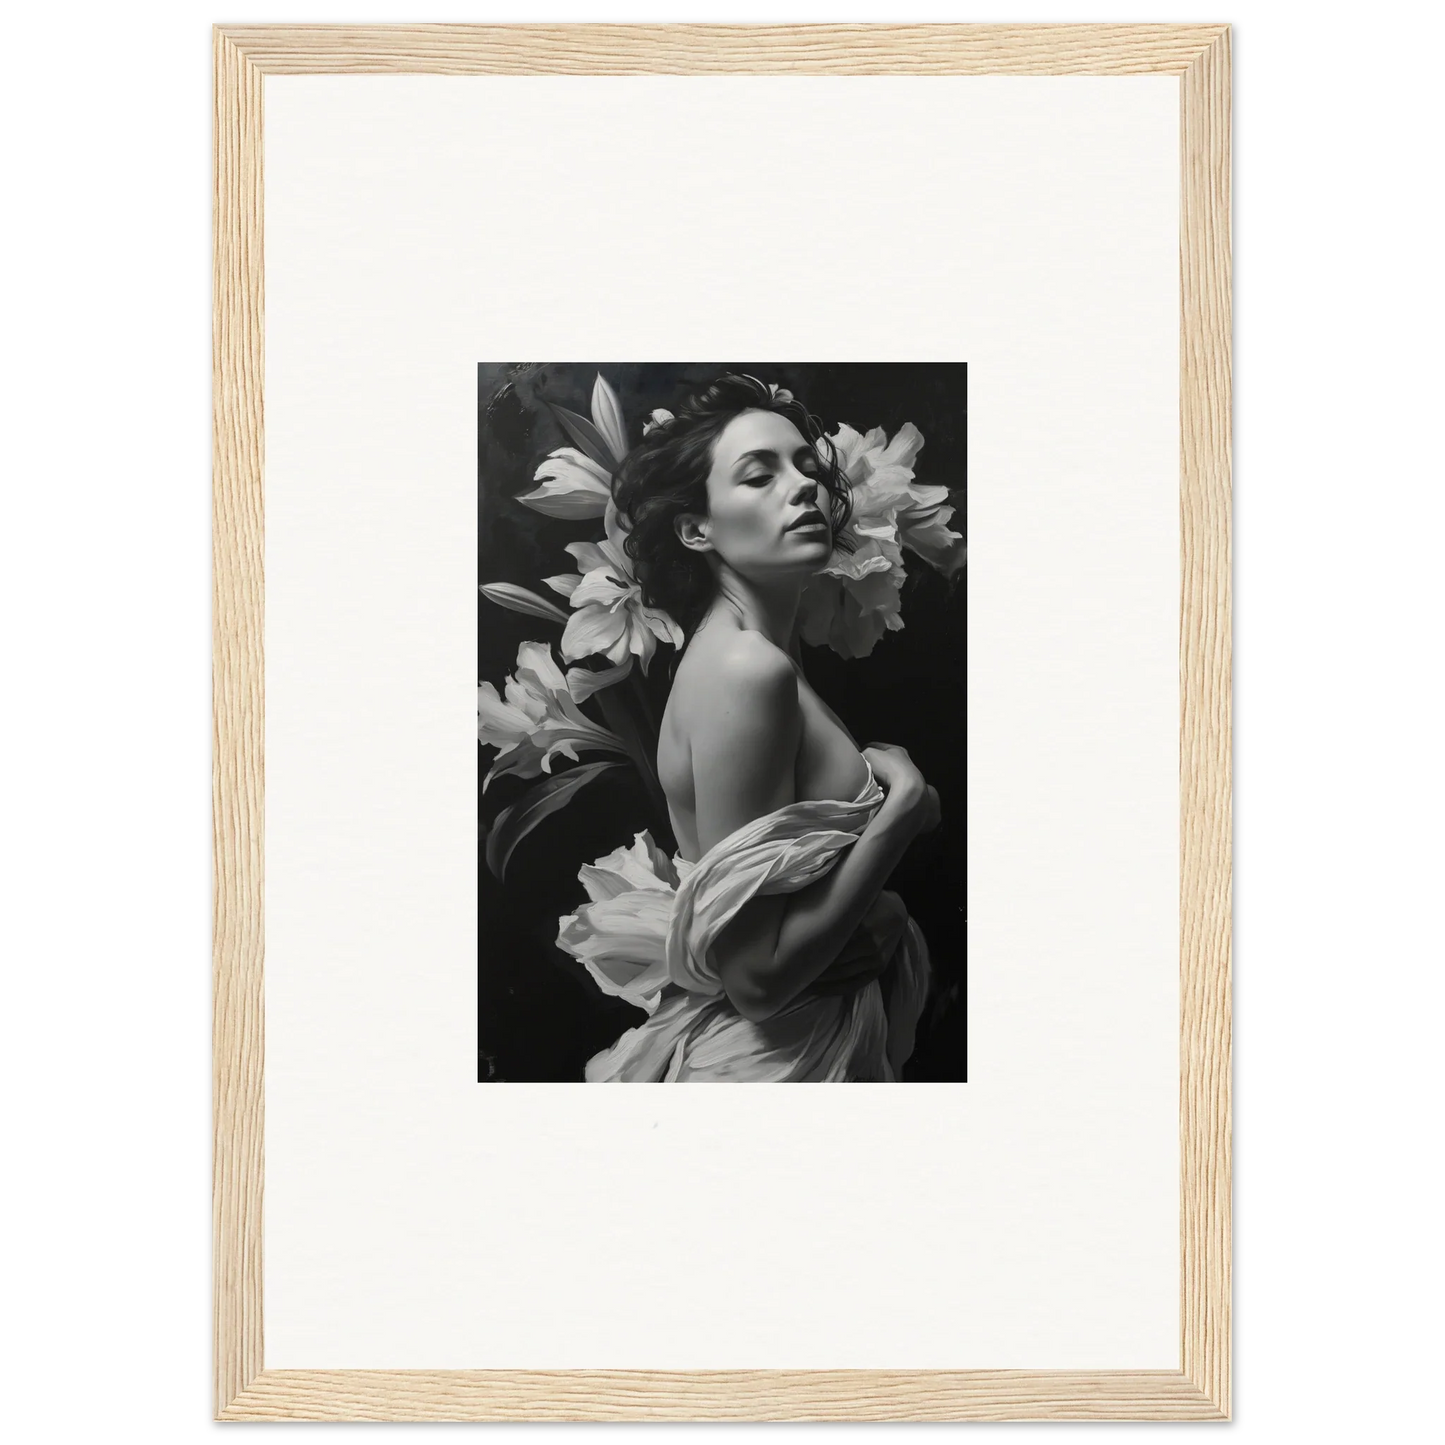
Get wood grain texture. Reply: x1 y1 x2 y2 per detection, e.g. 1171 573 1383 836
213 27 265 1420
212 21 1231 1422
1178 27 1233 1420
223 22 1227 76
220 1369 1223 1423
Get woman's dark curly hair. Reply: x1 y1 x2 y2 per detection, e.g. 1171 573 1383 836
610 373 852 636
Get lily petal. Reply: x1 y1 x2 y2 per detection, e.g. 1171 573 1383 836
564 540 611 575
517 448 612 518
514 639 569 694
827 423 870 480
878 420 924 469
578 831 676 901
630 620 658 673
502 673 549 725
567 658 633 703
557 889 675 1014
544 573 582 599
605 624 635 667
639 605 685 649
798 525 906 660
571 568 632 610
534 447 611 487
590 373 629 465
899 506 966 576
477 681 535 744
597 525 634 576
562 605 627 664
902 481 950 511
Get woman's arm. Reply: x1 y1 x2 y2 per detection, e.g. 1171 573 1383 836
689 636 933 1024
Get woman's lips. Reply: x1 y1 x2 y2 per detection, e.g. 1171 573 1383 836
785 510 827 533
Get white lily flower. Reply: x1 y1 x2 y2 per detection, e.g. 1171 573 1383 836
799 420 964 657
477 640 627 788
829 421 965 575
506 372 681 691
556 831 680 1014
798 533 907 659
515 372 634 518
516 446 612 519
544 509 684 677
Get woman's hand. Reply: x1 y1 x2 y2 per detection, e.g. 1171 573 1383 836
864 743 942 837
811 890 910 996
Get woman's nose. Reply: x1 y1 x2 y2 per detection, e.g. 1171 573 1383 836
787 469 819 504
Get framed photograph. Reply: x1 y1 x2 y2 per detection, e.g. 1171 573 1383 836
215 22 1230 1421
475 361 968 1084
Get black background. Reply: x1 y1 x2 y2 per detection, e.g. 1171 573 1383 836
478 363 967 1081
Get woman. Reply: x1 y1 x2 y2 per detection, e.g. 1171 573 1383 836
567 374 940 1081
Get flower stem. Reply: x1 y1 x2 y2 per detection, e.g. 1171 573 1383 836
595 684 674 851
627 664 659 737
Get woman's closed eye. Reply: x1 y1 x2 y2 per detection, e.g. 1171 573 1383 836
744 468 819 490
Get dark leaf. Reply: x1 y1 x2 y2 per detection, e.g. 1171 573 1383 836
548 403 615 472
483 761 623 881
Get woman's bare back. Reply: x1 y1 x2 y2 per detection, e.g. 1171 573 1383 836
657 621 869 863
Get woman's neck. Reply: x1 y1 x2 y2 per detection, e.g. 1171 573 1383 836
707 566 805 655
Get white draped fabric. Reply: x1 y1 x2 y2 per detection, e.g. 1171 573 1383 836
556 767 931 1081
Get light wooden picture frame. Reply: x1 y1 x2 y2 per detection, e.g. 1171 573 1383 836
214 22 1230 1422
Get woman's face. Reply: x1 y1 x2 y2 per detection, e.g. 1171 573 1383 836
684 408 834 583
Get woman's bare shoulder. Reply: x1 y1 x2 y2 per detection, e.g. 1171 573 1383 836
671 627 799 736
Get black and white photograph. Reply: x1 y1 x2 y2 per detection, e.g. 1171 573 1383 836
477 363 967 1080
